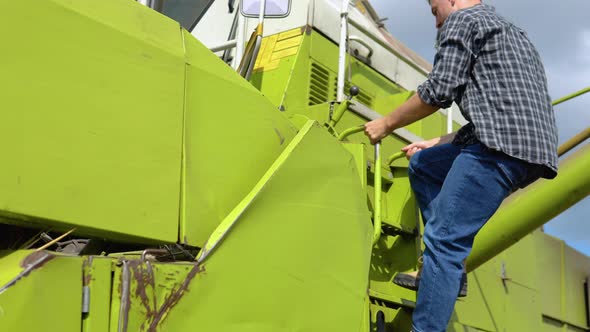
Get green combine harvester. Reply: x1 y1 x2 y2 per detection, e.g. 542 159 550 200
1 0 589 331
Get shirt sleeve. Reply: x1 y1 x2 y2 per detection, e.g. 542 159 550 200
417 13 479 109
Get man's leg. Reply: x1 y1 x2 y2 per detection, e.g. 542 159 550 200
407 143 462 224
411 143 535 332
393 143 462 290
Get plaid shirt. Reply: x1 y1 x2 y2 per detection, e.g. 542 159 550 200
417 4 558 178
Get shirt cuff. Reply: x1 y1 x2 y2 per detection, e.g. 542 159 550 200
417 80 453 109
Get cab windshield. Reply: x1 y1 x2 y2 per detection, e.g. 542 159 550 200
160 0 215 31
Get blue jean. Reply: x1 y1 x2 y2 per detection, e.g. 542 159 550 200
408 142 542 332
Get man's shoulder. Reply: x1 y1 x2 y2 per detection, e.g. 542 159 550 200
444 4 506 37
444 5 483 28
449 4 497 23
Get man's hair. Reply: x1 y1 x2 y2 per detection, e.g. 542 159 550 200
427 0 484 4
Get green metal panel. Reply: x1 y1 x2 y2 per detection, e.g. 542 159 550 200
564 245 590 328
499 234 539 290
153 122 373 331
342 143 368 189
307 32 402 104
83 257 114 332
0 251 82 332
249 28 309 107
453 263 506 331
250 28 312 110
537 233 566 321
505 283 542 331
382 167 419 234
495 242 540 329
109 261 123 332
181 30 299 247
0 0 185 243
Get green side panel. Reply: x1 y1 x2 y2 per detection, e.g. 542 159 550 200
269 30 404 117
249 28 309 107
564 246 590 328
537 233 564 321
0 0 185 242
0 251 82 331
109 263 123 332
536 231 590 330
342 143 368 189
307 32 402 106
156 123 373 331
382 167 418 233
181 31 299 247
276 30 317 111
504 283 542 331
83 257 114 332
453 262 505 331
495 236 541 331
498 234 538 290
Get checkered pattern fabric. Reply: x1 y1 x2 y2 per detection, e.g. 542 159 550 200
417 4 558 178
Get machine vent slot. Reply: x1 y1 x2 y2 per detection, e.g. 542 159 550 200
309 62 331 106
332 82 374 107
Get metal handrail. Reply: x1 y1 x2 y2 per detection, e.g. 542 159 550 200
387 151 406 165
558 127 590 157
338 125 382 244
210 39 238 53
336 0 349 102
548 86 590 156
552 86 590 106
349 36 374 58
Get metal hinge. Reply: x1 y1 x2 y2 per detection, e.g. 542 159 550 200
82 286 90 314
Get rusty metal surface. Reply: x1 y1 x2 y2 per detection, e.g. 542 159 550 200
118 260 131 332
0 251 54 294
146 264 203 331
111 258 204 331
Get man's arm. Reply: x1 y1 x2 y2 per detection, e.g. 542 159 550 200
364 93 439 144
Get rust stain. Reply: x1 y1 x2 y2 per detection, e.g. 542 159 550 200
0 251 55 294
129 260 159 331
134 261 159 320
146 264 204 332
82 256 94 286
120 260 132 332
20 251 54 268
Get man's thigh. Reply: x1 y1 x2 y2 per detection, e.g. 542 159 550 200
409 143 462 186
423 143 534 257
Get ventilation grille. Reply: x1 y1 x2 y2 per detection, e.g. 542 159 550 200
308 61 374 108
309 63 330 106
335 82 374 107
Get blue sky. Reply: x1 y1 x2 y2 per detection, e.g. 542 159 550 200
370 0 590 256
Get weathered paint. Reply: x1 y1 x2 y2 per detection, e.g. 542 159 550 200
0 251 54 294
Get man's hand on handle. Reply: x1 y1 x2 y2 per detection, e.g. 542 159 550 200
401 139 438 159
364 118 391 145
